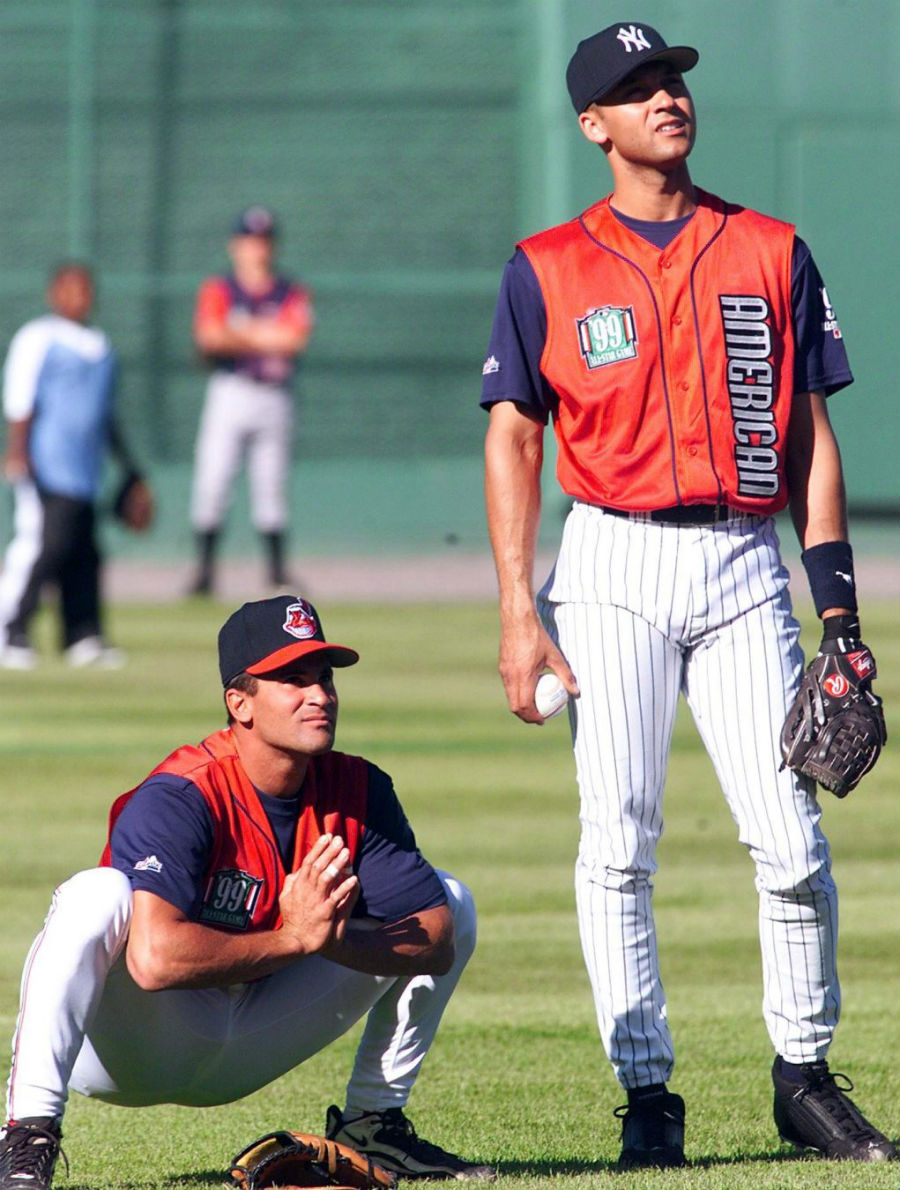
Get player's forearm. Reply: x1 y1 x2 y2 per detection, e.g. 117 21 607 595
126 914 313 991
319 906 455 977
126 927 304 990
785 391 848 550
194 320 308 358
484 406 545 621
2 418 31 481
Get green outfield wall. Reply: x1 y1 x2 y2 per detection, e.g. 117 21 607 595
1 1 897 560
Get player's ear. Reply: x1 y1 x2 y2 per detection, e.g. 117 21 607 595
578 106 612 150
225 685 253 726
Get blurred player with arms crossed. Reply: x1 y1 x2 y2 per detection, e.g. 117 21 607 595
190 207 313 595
481 20 893 1170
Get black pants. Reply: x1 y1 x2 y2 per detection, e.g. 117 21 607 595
5 490 102 649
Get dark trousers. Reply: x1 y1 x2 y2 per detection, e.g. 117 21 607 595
6 490 102 649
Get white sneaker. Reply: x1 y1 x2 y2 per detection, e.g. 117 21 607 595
0 644 38 670
65 636 127 669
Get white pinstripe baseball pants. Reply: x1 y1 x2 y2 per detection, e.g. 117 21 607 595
538 503 839 1089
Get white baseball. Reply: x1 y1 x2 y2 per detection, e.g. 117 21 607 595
534 673 569 719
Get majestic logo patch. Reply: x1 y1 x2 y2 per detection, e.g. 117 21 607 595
823 673 850 699
617 25 652 53
134 854 163 873
199 868 263 930
482 354 500 375
820 286 843 339
576 306 638 369
283 598 319 641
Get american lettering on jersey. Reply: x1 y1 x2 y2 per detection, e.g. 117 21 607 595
576 305 638 369
199 868 263 929
719 294 780 499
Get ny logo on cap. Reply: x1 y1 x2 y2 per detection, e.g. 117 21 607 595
617 25 652 53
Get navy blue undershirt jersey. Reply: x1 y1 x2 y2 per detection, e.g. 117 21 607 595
109 761 446 924
480 209 853 422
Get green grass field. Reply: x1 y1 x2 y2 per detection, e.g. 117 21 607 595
0 597 897 1190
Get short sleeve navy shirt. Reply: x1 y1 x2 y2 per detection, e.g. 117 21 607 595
108 761 447 924
480 219 853 420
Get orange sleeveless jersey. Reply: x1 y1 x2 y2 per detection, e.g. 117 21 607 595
519 189 796 514
99 729 367 932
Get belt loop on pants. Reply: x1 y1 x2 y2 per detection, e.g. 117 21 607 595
595 503 737 525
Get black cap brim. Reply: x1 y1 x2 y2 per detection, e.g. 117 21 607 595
583 45 698 109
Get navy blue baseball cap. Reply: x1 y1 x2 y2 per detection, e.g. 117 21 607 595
232 205 278 237
218 596 359 687
566 22 698 113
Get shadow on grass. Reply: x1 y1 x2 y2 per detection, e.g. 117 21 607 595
151 1145 848 1187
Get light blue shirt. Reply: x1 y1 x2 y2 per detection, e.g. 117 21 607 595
3 314 117 500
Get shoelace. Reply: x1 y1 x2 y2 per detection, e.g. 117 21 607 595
613 1100 678 1144
377 1113 454 1162
795 1068 873 1143
3 1126 69 1182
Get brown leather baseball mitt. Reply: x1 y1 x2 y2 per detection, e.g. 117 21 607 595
230 1131 398 1190
112 470 155 532
780 638 886 798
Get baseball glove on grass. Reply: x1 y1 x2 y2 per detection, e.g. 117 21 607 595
230 1131 398 1190
780 624 886 798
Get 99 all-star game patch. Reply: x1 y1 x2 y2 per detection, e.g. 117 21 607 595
576 305 638 369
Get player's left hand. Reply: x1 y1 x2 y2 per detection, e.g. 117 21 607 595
280 834 358 953
779 620 886 797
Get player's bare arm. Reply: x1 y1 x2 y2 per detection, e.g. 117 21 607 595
2 418 31 482
485 401 579 721
785 390 853 616
320 904 456 977
126 833 358 991
194 316 308 360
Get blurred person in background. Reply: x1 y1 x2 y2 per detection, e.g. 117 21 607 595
0 262 150 670
189 206 314 596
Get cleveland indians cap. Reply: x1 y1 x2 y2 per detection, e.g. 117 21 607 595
218 596 359 687
232 205 278 237
566 22 698 113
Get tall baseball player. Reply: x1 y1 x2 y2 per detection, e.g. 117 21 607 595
0 595 496 1189
481 21 893 1170
189 207 314 596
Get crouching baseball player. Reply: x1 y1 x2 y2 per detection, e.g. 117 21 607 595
0 596 496 1189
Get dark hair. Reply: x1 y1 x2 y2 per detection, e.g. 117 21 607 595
48 260 94 286
224 671 259 724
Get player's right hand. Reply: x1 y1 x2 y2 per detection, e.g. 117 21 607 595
499 612 579 724
279 833 358 954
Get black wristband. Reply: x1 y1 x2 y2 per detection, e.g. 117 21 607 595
800 540 857 617
822 613 860 642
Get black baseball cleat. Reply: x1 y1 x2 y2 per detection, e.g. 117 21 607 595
325 1105 496 1181
0 1119 66 1190
615 1088 686 1169
772 1056 897 1162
